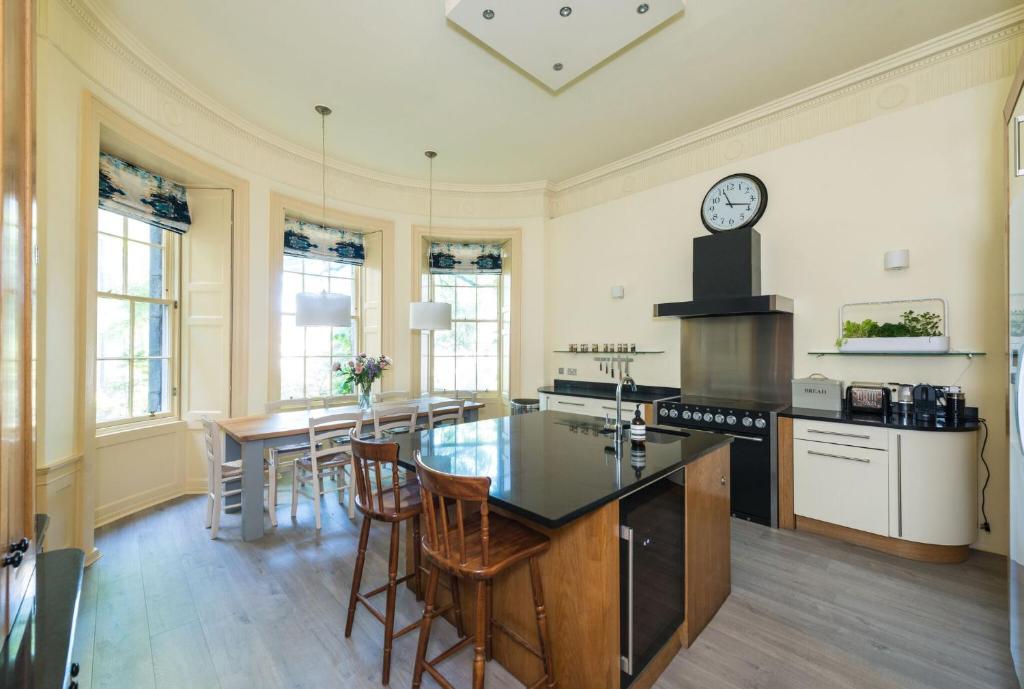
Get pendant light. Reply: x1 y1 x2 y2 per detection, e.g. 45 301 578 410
295 104 352 327
410 150 452 331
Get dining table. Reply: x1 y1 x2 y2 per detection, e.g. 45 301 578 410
216 396 484 541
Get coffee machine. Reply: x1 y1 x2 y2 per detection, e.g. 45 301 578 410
912 384 943 420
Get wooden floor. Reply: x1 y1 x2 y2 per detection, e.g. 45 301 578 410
71 489 1019 689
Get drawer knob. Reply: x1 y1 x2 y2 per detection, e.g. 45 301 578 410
2 551 22 569
720 476 727 486
70 663 80 677
8 537 29 554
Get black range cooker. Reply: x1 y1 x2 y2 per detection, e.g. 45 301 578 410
654 395 784 527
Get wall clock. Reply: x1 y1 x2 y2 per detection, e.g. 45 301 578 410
700 173 767 233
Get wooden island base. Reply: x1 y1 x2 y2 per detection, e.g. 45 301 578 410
404 445 732 689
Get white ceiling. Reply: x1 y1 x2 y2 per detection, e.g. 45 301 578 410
91 0 1019 185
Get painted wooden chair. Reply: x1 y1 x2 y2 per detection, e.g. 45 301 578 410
372 405 420 438
290 412 362 529
427 398 466 429
202 418 276 536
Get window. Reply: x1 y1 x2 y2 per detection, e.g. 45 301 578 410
279 255 359 399
429 273 501 393
95 208 178 425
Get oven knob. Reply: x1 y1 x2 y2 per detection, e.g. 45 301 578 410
703 412 714 422
726 415 737 425
681 410 691 420
754 418 767 429
714 413 725 424
669 409 679 419
741 416 753 427
659 407 668 417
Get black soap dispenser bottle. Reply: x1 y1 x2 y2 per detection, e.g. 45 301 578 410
629 404 646 446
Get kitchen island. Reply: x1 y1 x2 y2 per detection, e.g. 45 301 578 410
392 410 732 689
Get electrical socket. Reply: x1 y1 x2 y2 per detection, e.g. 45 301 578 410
558 367 564 375
567 368 577 376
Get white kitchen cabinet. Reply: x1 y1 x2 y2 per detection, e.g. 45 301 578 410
888 430 977 546
792 418 978 547
794 438 890 536
539 393 646 423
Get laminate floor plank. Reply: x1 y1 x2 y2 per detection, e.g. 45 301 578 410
77 491 1017 689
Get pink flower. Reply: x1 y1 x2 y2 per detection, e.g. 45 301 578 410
331 362 342 372
354 363 364 375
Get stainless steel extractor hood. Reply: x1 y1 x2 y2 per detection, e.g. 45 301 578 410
653 295 793 319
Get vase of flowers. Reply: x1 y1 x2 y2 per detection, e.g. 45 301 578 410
334 354 393 409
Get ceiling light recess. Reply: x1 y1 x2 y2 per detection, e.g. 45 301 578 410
445 0 685 90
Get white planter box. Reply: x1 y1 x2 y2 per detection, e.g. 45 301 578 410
839 336 949 353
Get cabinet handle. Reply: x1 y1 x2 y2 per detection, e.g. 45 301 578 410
620 525 634 676
806 429 871 440
806 449 870 463
556 401 585 407
897 434 903 538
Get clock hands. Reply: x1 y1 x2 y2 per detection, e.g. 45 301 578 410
721 190 752 209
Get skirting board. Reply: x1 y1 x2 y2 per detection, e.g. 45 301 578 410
795 515 970 564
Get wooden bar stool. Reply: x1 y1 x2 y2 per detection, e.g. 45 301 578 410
412 450 556 689
345 438 465 686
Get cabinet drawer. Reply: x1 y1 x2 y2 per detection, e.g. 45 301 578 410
794 439 889 536
545 395 591 415
793 418 888 450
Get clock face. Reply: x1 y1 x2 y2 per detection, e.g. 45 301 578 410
701 174 767 233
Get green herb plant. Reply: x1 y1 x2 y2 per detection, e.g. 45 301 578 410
835 310 942 348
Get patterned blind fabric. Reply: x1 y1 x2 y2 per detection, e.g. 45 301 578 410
428 242 503 274
283 216 366 266
98 152 192 234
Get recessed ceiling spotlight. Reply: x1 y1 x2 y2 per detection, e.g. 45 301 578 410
482 8 495 19
559 6 572 17
553 62 564 71
637 3 650 13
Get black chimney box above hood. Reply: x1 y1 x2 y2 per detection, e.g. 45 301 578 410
654 227 793 319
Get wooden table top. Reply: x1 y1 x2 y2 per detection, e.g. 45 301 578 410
217 396 485 442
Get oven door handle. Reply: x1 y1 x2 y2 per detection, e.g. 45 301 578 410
722 432 763 442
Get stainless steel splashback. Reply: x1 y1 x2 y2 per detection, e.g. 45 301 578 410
681 314 793 404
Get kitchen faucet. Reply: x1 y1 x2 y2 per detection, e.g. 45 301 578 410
615 369 637 444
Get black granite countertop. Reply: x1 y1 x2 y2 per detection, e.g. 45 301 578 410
392 411 731 528
537 379 680 404
781 406 981 433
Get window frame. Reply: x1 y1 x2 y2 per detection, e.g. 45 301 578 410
426 272 504 395
278 255 362 400
94 209 181 430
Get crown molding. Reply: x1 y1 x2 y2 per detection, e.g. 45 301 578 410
551 6 1024 197
45 0 552 220
45 0 1024 219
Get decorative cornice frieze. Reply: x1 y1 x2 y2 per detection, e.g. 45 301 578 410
46 0 1024 220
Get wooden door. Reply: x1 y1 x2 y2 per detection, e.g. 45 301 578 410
0 0 37 638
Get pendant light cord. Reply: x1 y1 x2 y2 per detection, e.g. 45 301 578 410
321 110 327 232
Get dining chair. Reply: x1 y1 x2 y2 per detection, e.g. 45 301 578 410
321 394 357 410
202 418 277 536
291 412 362 529
452 390 479 403
411 450 555 689
427 398 465 429
345 438 464 686
372 405 420 439
264 398 320 510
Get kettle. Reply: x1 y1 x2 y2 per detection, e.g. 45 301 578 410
912 384 944 419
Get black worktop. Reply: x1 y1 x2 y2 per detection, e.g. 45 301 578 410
781 407 981 433
538 379 680 404
393 411 731 528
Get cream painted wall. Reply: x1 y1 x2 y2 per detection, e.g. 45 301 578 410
546 79 1011 554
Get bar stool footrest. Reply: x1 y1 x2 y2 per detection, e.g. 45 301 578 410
492 617 544 659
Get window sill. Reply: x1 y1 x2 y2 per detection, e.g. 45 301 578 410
96 418 186 447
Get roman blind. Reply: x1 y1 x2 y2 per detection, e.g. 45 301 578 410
283 216 366 266
428 242 503 274
98 152 192 234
